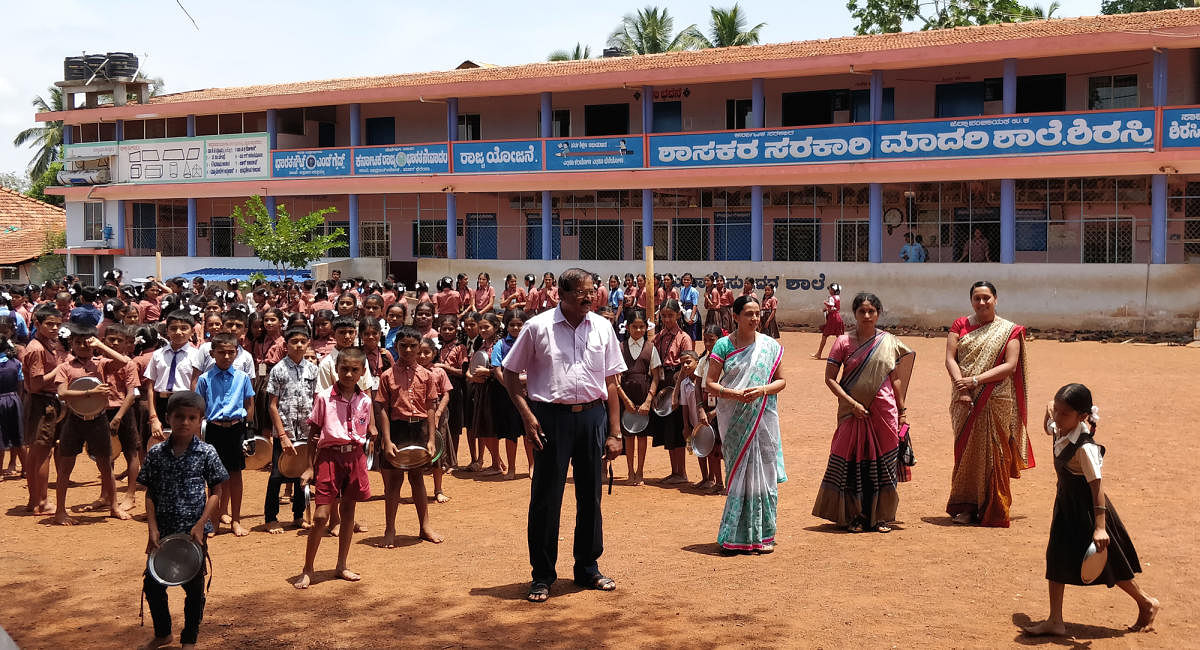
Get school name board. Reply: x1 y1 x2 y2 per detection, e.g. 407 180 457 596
1162 108 1200 148
117 133 269 183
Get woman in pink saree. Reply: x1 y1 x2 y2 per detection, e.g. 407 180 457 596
945 281 1033 527
813 293 915 533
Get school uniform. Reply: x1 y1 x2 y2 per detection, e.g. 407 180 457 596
619 336 660 438
103 354 142 462
144 344 204 430
130 349 154 451
429 365 453 470
473 285 496 313
759 295 780 338
470 341 498 438
315 347 375 393
375 362 438 469
21 337 67 447
434 289 462 317
197 342 255 377
489 336 522 441
500 287 527 311
137 435 227 646
251 335 285 435
437 341 468 450
1046 423 1141 587
308 386 373 505
55 354 127 458
651 326 693 450
195 364 255 473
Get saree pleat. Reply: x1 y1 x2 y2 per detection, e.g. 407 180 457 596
812 332 913 528
716 334 786 550
946 317 1032 527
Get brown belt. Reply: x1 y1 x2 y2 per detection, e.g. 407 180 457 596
322 443 360 454
534 399 603 413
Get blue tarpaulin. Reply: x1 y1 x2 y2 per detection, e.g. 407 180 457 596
177 267 312 283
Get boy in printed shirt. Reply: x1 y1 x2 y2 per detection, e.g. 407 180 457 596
145 310 204 440
294 348 374 590
23 303 67 514
53 322 132 525
266 327 318 532
137 391 228 650
195 332 255 537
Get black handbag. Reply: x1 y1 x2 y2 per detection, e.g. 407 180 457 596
898 424 916 466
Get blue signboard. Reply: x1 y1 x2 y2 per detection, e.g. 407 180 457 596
452 140 542 173
354 144 450 175
545 137 643 171
272 148 352 178
874 110 1156 160
1162 108 1200 148
648 125 873 168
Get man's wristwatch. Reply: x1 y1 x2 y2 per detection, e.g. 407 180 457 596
608 433 623 441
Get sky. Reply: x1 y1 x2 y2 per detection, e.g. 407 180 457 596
0 0 1109 179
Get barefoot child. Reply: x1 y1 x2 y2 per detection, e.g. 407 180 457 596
103 325 141 510
295 348 375 589
266 327 318 533
0 337 23 481
433 315 467 467
138 391 227 650
23 304 67 514
653 299 694 485
673 351 711 488
418 337 453 502
618 309 658 485
468 313 504 475
813 283 843 360
694 325 725 492
1023 383 1159 636
53 323 132 524
195 332 255 537
375 327 443 548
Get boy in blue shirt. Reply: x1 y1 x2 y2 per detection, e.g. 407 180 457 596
138 390 227 650
195 332 255 537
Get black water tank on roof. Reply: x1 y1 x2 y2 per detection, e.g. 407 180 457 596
107 52 138 78
84 54 108 80
63 56 87 81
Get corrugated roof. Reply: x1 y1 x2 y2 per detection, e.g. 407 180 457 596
146 9 1200 106
179 267 312 282
0 187 65 265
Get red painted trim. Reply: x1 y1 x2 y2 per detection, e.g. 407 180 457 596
54 248 124 255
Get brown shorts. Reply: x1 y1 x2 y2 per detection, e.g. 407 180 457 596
27 393 62 448
313 446 370 506
59 412 111 458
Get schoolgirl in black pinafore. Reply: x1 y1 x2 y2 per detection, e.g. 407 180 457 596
1046 425 1141 587
620 337 654 439
651 337 686 449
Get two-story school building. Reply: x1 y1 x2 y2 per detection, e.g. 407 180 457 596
41 10 1200 331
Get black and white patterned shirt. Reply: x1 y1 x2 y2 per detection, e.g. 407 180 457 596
137 436 228 536
267 357 318 441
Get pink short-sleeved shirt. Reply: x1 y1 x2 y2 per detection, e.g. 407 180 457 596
434 289 461 315
502 307 627 404
307 385 373 447
473 285 495 312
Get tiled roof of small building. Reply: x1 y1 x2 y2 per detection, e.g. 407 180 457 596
0 187 65 265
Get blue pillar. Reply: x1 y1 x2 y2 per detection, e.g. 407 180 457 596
115 119 124 141
1152 49 1169 264
642 87 654 250
115 199 125 250
540 93 553 260
751 78 764 128
266 108 277 150
349 103 361 146
447 98 458 142
869 72 883 263
187 198 197 257
750 186 763 261
63 122 72 145
265 197 277 222
186 115 195 137
445 193 457 260
348 194 359 258
1000 58 1017 264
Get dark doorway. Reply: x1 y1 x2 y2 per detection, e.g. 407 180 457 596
584 104 630 136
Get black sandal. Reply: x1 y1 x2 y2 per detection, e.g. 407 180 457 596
527 582 550 603
575 574 616 591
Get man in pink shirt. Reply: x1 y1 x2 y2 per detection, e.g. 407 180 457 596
501 268 626 603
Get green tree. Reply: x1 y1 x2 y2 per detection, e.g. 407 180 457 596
608 6 702 55
1023 0 1061 17
30 229 66 283
847 0 1041 35
26 162 64 207
548 43 592 61
11 87 64 180
233 195 345 280
1101 0 1194 13
695 4 766 48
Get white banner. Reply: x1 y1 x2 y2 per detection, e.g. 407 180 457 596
117 133 269 183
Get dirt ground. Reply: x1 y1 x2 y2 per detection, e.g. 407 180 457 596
0 332 1196 649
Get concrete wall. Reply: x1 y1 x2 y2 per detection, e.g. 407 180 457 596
416 259 1200 334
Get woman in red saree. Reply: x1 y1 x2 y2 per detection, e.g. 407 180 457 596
945 281 1033 527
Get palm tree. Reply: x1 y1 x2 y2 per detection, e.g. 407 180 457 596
1023 1 1061 19
12 87 64 179
548 43 592 61
695 4 766 48
608 6 701 55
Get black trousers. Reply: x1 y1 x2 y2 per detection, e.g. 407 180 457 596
264 438 305 523
143 566 205 644
527 402 606 585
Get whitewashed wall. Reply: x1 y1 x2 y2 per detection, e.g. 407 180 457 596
417 260 1200 334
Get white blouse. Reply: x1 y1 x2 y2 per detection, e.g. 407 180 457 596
1050 421 1103 482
